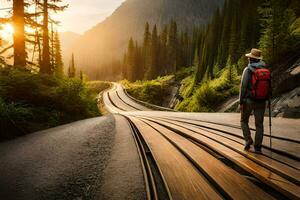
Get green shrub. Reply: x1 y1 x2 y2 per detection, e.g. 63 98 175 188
175 67 195 82
121 75 173 106
0 67 104 139
179 75 195 98
86 81 111 98
176 65 240 112
0 98 33 138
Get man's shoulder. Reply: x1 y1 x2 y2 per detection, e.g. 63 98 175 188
243 66 252 74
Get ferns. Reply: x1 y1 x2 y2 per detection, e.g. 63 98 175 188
176 64 239 112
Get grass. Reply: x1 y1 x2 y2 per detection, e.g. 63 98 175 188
121 75 174 106
0 67 110 140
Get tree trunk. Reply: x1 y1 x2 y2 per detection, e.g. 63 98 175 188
41 0 51 74
12 0 26 67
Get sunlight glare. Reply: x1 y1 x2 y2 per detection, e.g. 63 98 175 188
0 24 14 40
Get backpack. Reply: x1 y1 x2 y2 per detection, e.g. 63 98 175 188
251 68 271 100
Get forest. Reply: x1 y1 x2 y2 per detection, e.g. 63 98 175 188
120 0 300 81
0 0 110 139
0 0 300 137
118 0 300 111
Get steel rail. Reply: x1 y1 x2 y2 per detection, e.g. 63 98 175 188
125 116 172 200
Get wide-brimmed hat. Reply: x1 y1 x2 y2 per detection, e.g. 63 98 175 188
245 48 263 60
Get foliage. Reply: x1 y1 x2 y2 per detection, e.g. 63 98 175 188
175 67 195 82
179 75 195 98
68 53 76 78
259 0 299 63
0 68 105 140
121 75 173 106
86 81 111 98
176 64 239 112
122 21 190 81
54 32 64 77
0 98 33 139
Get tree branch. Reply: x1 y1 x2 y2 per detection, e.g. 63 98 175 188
0 45 13 55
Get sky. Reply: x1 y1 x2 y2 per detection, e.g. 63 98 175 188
0 0 126 34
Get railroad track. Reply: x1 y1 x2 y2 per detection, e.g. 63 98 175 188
103 83 300 200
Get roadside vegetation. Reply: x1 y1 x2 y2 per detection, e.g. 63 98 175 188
0 68 110 140
176 59 240 112
121 75 173 106
0 1 114 140
119 0 300 112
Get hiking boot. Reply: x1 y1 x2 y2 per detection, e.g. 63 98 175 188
244 139 253 151
254 146 262 154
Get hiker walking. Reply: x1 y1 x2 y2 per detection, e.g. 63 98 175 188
240 48 271 153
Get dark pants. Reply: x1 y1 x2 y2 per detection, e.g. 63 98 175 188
241 102 266 147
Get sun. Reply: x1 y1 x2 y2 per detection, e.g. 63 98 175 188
0 24 15 40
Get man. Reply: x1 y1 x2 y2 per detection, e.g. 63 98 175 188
240 48 270 153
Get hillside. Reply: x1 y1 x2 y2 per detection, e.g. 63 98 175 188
63 0 224 79
59 32 81 68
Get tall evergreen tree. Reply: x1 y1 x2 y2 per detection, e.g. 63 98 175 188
194 48 206 84
228 12 238 63
40 0 67 74
159 25 168 75
143 22 151 78
259 0 298 63
79 70 83 81
167 20 178 73
68 53 76 78
54 32 64 77
146 25 159 79
122 53 127 79
126 38 135 81
12 0 26 67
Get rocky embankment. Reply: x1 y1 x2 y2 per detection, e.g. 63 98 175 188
169 58 300 118
220 59 300 118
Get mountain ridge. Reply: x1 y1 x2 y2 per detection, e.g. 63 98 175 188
63 0 224 78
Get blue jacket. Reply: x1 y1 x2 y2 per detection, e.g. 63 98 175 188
239 61 266 104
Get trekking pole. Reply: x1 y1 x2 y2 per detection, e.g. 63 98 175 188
268 99 272 149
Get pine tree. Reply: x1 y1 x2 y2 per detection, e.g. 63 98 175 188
146 25 159 79
194 48 206 84
12 0 26 67
160 25 168 75
135 41 143 80
40 0 67 74
259 0 297 63
228 13 238 63
193 48 200 69
218 0 231 66
68 53 76 78
122 53 127 79
80 70 83 81
126 38 135 81
168 20 178 73
143 22 151 78
54 32 64 77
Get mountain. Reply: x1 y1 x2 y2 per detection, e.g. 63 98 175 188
64 0 224 79
59 32 81 68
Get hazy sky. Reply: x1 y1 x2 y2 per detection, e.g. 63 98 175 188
56 0 126 34
0 0 126 34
